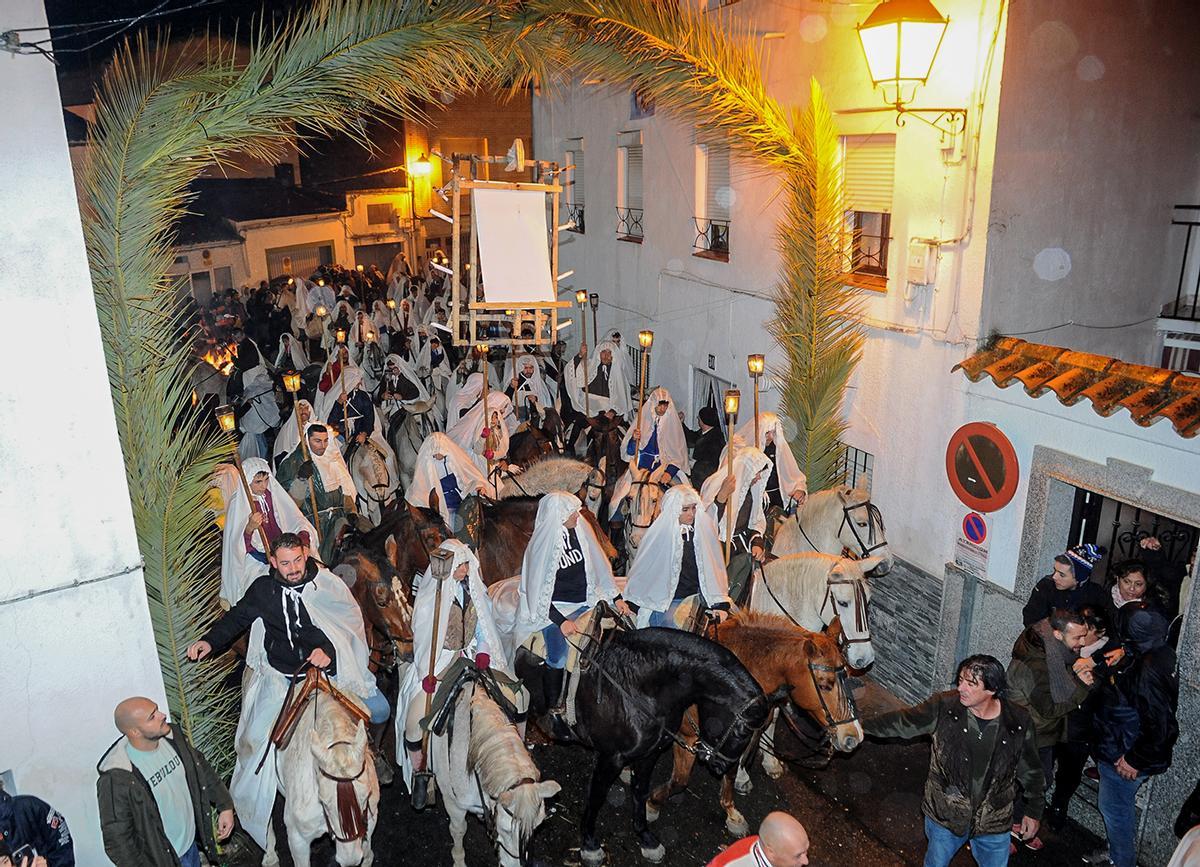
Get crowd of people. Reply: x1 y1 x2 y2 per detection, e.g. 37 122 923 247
5 255 1192 867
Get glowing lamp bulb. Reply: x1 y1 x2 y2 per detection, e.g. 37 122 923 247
214 404 236 433
336 328 347 344
724 388 741 417
386 298 397 309
748 354 765 376
282 371 302 393
315 305 328 318
638 330 654 350
575 289 587 305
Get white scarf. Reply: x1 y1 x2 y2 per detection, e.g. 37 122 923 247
220 458 318 606
723 412 808 500
446 372 484 428
304 421 358 499
503 353 554 410
405 432 491 523
700 447 772 542
383 353 431 409
624 485 729 624
569 339 632 418
446 390 513 460
273 333 309 371
274 399 314 468
621 386 690 474
514 492 618 648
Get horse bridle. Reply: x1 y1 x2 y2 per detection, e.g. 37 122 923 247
805 660 860 729
820 572 872 647
318 741 371 844
478 773 539 864
623 476 666 537
838 500 887 559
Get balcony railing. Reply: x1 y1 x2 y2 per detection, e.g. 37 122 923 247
616 206 644 241
1164 204 1200 322
565 202 585 234
693 217 730 260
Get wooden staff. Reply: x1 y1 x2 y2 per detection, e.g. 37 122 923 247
477 345 497 477
292 394 322 548
416 547 455 794
213 405 271 554
722 389 740 565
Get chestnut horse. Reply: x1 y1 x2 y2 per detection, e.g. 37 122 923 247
646 612 863 836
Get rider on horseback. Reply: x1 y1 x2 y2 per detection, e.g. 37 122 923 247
623 485 731 629
514 492 630 715
406 432 491 533
700 447 773 602
276 423 359 564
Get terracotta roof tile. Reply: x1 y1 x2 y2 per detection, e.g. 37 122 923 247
952 338 1200 438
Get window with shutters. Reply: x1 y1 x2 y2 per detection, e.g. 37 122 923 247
366 203 394 226
564 139 585 234
693 141 731 261
617 132 644 242
842 134 896 291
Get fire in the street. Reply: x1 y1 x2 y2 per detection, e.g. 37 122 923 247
200 342 237 376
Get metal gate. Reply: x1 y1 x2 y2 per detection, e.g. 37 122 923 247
1069 488 1198 583
265 241 334 281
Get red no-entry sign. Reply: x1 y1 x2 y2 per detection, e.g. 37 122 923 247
946 423 1019 512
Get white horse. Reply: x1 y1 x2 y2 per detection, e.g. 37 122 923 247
771 486 894 572
263 694 380 867
389 398 439 492
434 683 561 867
621 467 668 558
349 440 396 527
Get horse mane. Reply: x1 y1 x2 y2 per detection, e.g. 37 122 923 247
501 455 593 499
467 688 543 836
603 628 760 705
718 611 838 670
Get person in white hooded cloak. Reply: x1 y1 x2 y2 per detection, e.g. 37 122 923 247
446 389 514 466
514 492 627 713
219 457 317 608
503 353 554 422
568 339 632 420
721 411 808 512
700 446 772 602
405 432 491 532
623 485 731 629
394 539 515 792
611 386 691 507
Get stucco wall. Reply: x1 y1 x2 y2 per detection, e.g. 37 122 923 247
982 0 1200 363
170 241 251 301
533 0 1009 580
239 216 352 285
1 2 167 861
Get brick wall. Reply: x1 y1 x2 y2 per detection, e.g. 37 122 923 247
867 558 944 704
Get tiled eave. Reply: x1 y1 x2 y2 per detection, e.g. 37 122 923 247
952 337 1200 438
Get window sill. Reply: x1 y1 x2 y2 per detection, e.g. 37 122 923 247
693 249 729 263
617 235 644 244
842 272 888 293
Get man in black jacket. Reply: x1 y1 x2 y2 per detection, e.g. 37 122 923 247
683 406 725 490
0 788 72 867
96 697 234 867
865 655 1043 867
1085 607 1179 867
1022 543 1108 626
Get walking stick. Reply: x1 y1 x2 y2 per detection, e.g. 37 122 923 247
214 405 271 554
722 390 740 565
476 344 498 477
281 373 322 549
413 546 456 809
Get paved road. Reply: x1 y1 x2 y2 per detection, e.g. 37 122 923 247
238 678 1105 866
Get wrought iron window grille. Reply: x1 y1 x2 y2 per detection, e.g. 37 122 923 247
693 216 730 259
617 206 644 241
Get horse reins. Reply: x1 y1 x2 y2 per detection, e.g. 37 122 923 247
819 573 872 647
793 498 887 560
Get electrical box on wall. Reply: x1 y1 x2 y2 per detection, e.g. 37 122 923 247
907 240 938 286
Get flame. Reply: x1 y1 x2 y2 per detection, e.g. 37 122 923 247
201 342 238 376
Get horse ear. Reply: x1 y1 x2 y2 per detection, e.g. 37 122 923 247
536 780 562 798
384 534 398 564
836 486 854 504
802 637 819 658
826 617 845 643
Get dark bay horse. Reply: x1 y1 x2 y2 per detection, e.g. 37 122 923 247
507 407 564 468
517 628 767 865
584 413 627 525
647 613 863 835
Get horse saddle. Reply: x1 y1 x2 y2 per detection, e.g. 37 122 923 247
564 602 631 727
265 669 371 759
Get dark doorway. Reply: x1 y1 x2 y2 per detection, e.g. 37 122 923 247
1068 487 1198 585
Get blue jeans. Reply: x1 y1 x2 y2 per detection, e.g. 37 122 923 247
648 597 693 629
1098 761 1146 867
923 815 1010 867
179 841 201 867
362 688 391 724
541 605 588 668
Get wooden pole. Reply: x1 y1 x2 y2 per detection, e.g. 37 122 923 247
581 339 590 419
635 349 649 451
338 345 349 443
231 450 272 555
479 348 496 477
293 394 322 548
723 429 735 565
753 374 761 447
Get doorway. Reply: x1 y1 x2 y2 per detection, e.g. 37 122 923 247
691 368 738 433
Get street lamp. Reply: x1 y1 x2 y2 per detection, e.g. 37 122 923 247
576 290 590 418
214 404 271 553
722 388 741 564
855 0 964 136
409 153 433 177
635 330 654 449
407 154 434 274
747 354 765 445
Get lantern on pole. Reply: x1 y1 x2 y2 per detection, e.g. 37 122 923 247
635 330 654 449
722 388 741 564
315 304 328 319
747 354 765 445
214 404 272 554
589 292 600 346
386 296 399 330
576 290 590 418
282 371 322 547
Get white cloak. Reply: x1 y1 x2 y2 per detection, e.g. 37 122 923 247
503 353 554 412
568 339 632 419
274 399 314 469
612 386 691 504
446 390 513 461
699 447 773 542
405 432 491 524
304 421 359 501
721 411 808 501
624 485 730 625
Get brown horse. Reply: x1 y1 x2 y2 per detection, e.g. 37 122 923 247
646 613 863 836
584 412 627 524
507 407 564 468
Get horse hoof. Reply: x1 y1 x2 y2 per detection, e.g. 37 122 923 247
619 767 632 786
645 803 660 823
726 814 749 837
640 844 666 863
580 845 607 865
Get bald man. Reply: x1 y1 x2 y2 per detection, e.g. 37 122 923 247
707 811 810 866
96 697 235 867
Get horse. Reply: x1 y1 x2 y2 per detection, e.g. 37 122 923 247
750 552 884 670
646 613 863 835
333 548 416 784
771 486 893 574
262 691 380 867
621 467 668 561
348 440 396 526
357 501 448 590
584 413 627 524
506 408 564 469
387 398 439 492
432 682 561 867
515 627 768 865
